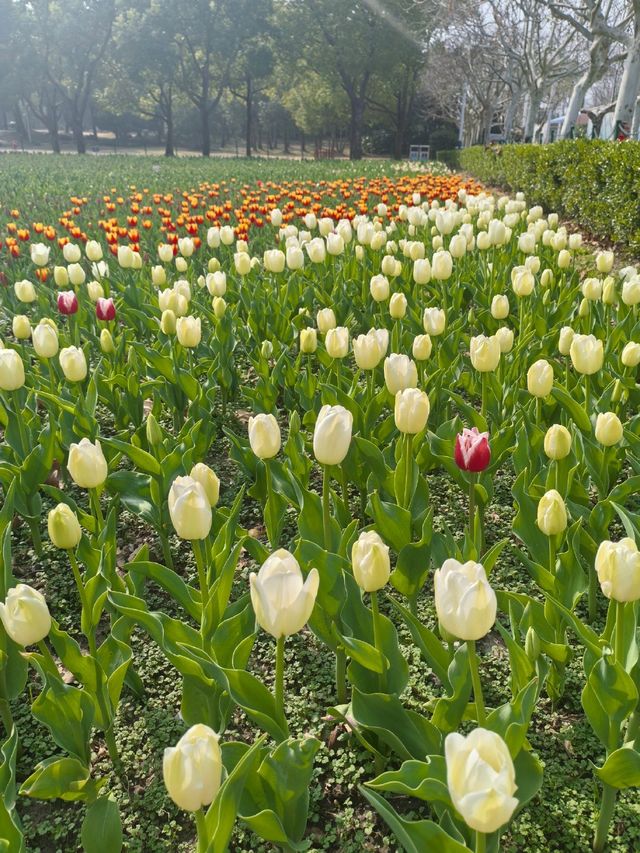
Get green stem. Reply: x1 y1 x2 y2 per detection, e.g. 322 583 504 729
339 466 350 517
467 640 486 725
13 394 30 455
90 489 105 534
367 369 375 402
192 539 210 637
536 397 542 428
476 831 486 853
615 600 625 666
588 564 598 624
585 373 591 417
335 646 347 704
275 635 286 723
593 783 617 853
322 465 332 551
468 473 476 548
548 536 556 575
371 591 384 691
265 460 278 549
195 808 207 853
402 433 414 510
481 372 488 420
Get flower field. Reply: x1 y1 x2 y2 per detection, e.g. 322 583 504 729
1 154 640 852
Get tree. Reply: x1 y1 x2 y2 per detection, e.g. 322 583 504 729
13 0 117 153
99 0 181 156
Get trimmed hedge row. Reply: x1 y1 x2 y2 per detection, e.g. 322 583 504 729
438 140 640 250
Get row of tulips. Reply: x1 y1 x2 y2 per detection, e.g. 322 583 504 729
1 177 640 852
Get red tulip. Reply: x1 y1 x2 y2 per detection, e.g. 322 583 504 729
96 297 116 321
455 427 491 472
57 290 78 315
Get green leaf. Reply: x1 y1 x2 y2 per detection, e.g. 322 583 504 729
81 796 123 853
20 757 105 803
359 787 469 853
551 384 591 432
595 745 640 789
366 757 451 806
582 656 638 749
203 736 267 853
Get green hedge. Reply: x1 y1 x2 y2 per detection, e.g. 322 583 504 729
444 140 640 249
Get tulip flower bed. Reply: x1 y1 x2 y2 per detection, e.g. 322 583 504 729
2 154 640 853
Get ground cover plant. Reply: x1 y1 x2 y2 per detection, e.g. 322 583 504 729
1 155 640 852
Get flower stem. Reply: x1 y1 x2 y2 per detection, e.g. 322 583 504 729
402 433 414 510
335 646 347 704
593 783 617 853
265 460 278 549
584 373 591 417
322 465 332 551
195 808 207 853
275 635 286 723
548 536 556 575
468 473 476 548
476 831 486 853
90 489 105 535
371 591 384 691
192 539 210 637
616 600 625 666
467 640 486 725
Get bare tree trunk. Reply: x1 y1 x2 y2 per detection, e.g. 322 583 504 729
632 97 640 139
349 97 365 160
201 105 211 157
613 31 640 129
503 89 520 141
72 108 86 153
524 91 540 142
245 76 252 157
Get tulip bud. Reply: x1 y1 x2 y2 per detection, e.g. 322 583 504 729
250 549 319 638
557 249 571 269
146 414 163 447
540 269 554 289
0 349 25 391
595 412 623 446
263 249 286 273
306 237 326 263
352 333 382 370
14 279 36 303
54 266 69 287
495 326 514 353
423 307 446 336
596 538 640 602
445 728 517 833
57 291 78 315
544 424 571 460
326 327 349 359
384 354 418 395
412 334 432 361
413 258 431 285
33 322 59 358
96 297 116 321
12 315 31 340
525 627 541 661
569 334 603 375
527 359 553 397
100 329 115 354
68 438 107 488
602 277 617 305
596 250 614 273
234 252 251 276
0 584 51 647
176 316 201 348
582 278 602 301
160 309 177 335
491 295 509 320
470 334 500 373
212 296 226 318
30 243 50 266
190 463 220 507
435 559 496 640
85 240 102 262
394 388 430 434
389 292 407 319
370 274 390 302
537 489 567 536
168 476 212 540
248 413 281 459
455 426 490 472
59 346 87 382
623 277 640 306
352 530 390 592
300 328 318 354
313 405 353 465
47 504 82 550
86 280 104 302
67 263 85 287
163 724 222 812
622 341 640 368
316 308 336 334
